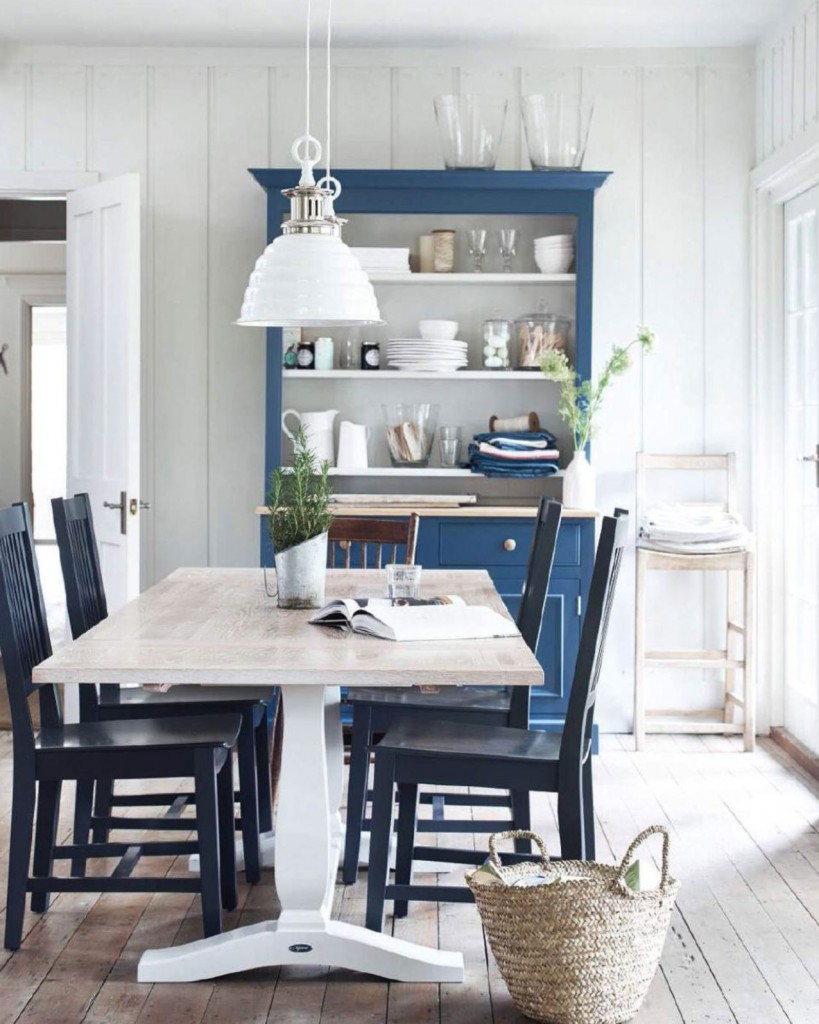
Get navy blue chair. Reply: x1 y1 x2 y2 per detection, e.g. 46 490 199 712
364 510 628 931
52 493 277 883
342 498 562 883
0 502 240 949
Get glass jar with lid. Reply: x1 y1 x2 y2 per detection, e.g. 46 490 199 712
514 306 572 369
482 318 513 370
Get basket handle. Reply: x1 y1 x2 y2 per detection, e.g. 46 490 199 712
488 830 550 869
614 825 671 896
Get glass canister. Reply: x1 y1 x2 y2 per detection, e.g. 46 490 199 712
515 310 572 369
482 318 513 369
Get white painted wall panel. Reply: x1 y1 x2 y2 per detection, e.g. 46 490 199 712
28 66 86 170
0 67 26 169
207 66 268 566
0 45 755 731
150 67 209 578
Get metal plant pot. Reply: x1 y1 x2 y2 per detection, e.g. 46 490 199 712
274 531 328 609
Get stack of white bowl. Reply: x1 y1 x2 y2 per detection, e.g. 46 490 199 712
534 234 574 274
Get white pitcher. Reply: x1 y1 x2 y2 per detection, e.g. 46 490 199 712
282 408 338 466
337 421 369 470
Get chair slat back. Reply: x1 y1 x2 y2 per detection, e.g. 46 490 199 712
328 514 420 569
508 498 562 727
558 510 629 772
636 452 737 514
0 502 61 750
52 494 108 638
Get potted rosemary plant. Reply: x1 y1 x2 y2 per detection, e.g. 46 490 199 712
267 426 334 608
540 327 655 508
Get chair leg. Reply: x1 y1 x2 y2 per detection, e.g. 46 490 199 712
342 706 372 885
725 569 739 725
634 550 647 751
582 759 595 860
71 779 94 877
393 783 418 919
365 750 396 933
557 766 584 861
217 756 238 912
5 772 35 949
237 711 261 884
194 749 223 939
510 791 532 854
91 777 114 842
255 706 273 834
743 556 756 753
31 780 61 913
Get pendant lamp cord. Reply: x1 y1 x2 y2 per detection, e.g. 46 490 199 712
304 0 312 142
324 0 333 183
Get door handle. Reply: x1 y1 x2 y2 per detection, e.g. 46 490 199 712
801 443 819 487
129 498 152 515
103 490 128 535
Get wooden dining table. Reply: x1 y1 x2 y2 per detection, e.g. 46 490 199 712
32 567 543 985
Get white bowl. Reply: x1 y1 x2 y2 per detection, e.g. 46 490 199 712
534 234 574 245
535 253 574 274
419 319 459 341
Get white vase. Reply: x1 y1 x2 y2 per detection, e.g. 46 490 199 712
274 531 328 609
563 450 595 509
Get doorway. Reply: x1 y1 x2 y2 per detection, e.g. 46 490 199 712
782 185 819 753
29 302 68 645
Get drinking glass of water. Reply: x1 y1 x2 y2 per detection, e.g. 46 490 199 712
386 564 423 601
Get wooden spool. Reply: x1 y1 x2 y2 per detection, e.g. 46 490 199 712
489 412 540 433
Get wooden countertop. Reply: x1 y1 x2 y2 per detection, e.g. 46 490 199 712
255 505 599 519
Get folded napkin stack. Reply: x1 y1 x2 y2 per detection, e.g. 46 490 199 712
350 247 411 275
468 430 561 478
638 503 751 554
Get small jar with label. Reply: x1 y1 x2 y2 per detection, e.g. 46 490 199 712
360 340 380 370
296 340 315 369
314 336 334 370
483 318 513 370
283 342 299 370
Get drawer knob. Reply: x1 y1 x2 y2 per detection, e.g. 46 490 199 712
503 538 517 552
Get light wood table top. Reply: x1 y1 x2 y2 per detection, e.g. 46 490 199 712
255 505 599 519
33 567 543 689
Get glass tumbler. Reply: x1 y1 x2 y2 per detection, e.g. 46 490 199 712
439 425 463 467
433 94 508 169
521 94 594 170
386 564 423 601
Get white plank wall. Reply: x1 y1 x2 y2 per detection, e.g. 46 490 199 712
757 1 819 163
0 45 754 730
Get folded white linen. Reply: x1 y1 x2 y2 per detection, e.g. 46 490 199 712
638 502 750 551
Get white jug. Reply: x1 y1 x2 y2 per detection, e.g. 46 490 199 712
282 408 338 467
337 421 369 470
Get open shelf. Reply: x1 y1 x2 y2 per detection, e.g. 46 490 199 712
325 467 564 478
367 272 575 285
285 369 550 381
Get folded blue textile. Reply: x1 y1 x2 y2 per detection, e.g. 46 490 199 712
468 457 559 478
473 429 558 450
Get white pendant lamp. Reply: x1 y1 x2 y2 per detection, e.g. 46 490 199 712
237 0 382 328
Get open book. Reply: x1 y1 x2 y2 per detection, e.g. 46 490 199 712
309 597 520 643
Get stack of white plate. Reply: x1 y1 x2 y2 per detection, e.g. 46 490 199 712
386 338 468 372
534 234 574 274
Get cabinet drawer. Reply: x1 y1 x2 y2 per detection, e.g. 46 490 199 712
438 520 582 568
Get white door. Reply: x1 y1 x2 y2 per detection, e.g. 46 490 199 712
66 174 141 611
783 186 819 752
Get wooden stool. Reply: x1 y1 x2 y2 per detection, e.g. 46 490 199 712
634 454 755 752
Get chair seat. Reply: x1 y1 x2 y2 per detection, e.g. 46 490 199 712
346 686 512 713
377 716 561 764
37 713 242 753
105 684 272 708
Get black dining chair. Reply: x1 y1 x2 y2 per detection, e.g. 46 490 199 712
342 498 563 884
364 510 628 932
52 493 277 884
0 502 240 949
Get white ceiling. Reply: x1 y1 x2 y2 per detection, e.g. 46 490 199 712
0 0 792 49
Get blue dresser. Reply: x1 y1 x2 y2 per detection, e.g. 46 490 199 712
251 167 609 737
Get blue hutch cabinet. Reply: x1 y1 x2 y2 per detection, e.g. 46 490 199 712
250 168 609 734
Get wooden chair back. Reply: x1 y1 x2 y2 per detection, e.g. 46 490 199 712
0 502 62 755
636 452 737 514
559 510 629 775
328 514 420 569
508 498 563 727
52 493 114 712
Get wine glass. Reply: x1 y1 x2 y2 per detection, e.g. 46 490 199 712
499 229 517 273
467 229 487 273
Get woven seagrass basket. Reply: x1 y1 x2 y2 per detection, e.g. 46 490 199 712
466 826 679 1024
